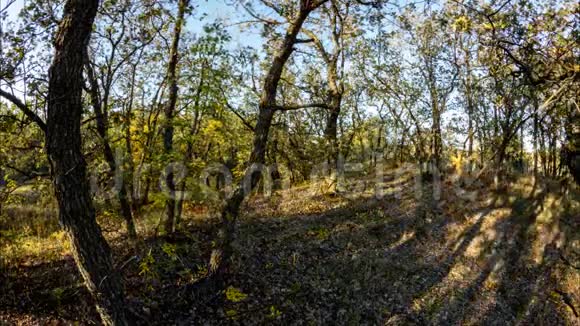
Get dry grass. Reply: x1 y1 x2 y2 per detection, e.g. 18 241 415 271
0 170 579 325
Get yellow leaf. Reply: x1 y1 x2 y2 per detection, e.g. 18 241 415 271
225 286 247 302
450 152 464 172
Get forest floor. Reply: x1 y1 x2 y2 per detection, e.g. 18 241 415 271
1 169 579 325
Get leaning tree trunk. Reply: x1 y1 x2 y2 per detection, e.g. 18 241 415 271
45 0 127 324
163 0 188 234
208 107 275 279
206 1 325 283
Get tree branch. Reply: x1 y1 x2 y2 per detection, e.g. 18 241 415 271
274 102 329 111
222 98 255 132
0 88 47 132
295 38 314 44
239 1 283 25
2 162 49 178
353 0 384 8
302 28 330 63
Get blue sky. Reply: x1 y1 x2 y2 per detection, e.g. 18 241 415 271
2 0 264 49
188 0 264 50
2 0 22 20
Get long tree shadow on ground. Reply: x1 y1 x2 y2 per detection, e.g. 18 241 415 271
175 177 500 324
405 179 579 325
1 175 578 325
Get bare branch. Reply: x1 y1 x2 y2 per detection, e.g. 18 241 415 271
0 88 47 132
274 102 329 111
218 84 255 132
295 38 314 44
224 100 255 132
302 28 330 62
239 1 283 25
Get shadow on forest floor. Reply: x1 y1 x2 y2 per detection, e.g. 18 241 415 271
1 172 579 325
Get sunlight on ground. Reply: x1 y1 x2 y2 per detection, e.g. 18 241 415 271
387 231 415 251
1 171 578 324
463 212 506 259
0 230 70 267
403 175 579 324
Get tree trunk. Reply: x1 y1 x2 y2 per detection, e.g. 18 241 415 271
565 110 580 184
463 44 475 175
175 178 187 226
125 62 139 216
309 4 345 193
549 130 557 177
533 99 538 176
427 71 443 175
540 123 547 175
322 44 343 192
163 0 188 234
86 59 136 239
431 99 442 173
399 133 406 163
520 122 525 173
176 61 205 225
206 1 325 283
324 98 341 192
45 0 127 324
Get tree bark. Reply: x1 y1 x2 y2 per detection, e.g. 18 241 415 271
324 94 342 191
45 0 127 324
163 0 188 234
323 39 343 191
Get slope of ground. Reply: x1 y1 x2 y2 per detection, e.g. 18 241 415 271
1 170 578 325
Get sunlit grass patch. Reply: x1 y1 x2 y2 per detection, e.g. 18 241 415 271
0 197 66 267
0 229 70 267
